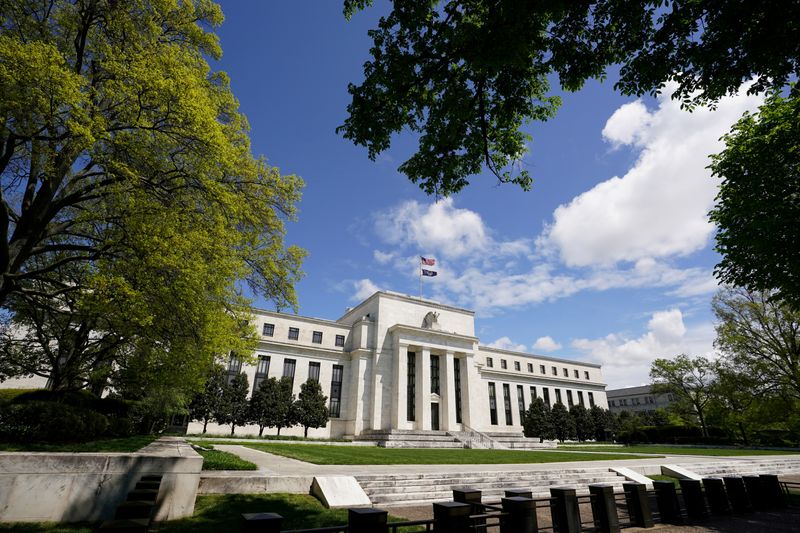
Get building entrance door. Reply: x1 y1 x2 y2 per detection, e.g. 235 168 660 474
431 403 440 430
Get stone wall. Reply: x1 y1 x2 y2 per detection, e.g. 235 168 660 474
0 437 202 523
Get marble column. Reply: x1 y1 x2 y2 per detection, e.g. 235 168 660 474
441 351 457 431
392 340 408 429
415 347 431 430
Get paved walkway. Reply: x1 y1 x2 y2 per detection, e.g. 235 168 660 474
211 444 799 476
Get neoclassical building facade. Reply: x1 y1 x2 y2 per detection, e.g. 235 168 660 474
189 291 609 438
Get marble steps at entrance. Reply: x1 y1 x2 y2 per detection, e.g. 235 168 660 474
483 433 557 449
671 457 800 478
356 468 626 506
354 430 464 449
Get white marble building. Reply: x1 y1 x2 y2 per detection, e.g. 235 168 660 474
189 291 608 438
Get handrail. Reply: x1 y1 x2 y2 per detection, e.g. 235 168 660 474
449 424 505 449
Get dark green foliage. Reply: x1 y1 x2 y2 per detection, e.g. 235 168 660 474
342 1 800 196
569 404 594 442
249 376 295 437
522 398 552 442
589 405 612 441
549 402 575 442
189 365 227 434
709 89 800 308
292 379 329 438
214 373 250 436
0 401 108 442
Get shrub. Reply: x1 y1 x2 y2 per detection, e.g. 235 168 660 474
0 401 109 442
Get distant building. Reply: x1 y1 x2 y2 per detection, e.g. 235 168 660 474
606 385 675 415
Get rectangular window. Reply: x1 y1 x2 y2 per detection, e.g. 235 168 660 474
563 368 569 377
514 361 520 371
262 323 274 337
486 357 494 368
567 390 574 407
329 364 343 417
577 391 585 407
574 369 579 379
543 387 551 408
584 370 590 380
530 386 537 404
288 327 299 340
312 331 323 344
610 399 615 407
517 385 525 419
227 353 242 384
407 352 416 422
282 358 296 385
555 388 563 405
488 382 498 425
253 355 270 391
454 358 463 423
335 334 345 347
540 364 546 374
552 366 558 376
527 363 533 373
501 359 507 369
503 384 513 425
308 361 320 382
430 354 440 395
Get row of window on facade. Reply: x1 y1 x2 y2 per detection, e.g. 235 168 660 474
487 382 596 426
609 393 674 408
262 323 345 347
227 354 344 418
485 357 591 380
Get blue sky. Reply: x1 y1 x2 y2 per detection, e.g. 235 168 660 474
214 2 762 388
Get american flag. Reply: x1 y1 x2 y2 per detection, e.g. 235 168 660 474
420 256 436 266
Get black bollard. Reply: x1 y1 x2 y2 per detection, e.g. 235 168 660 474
742 475 765 510
723 476 753 513
653 480 682 524
433 501 472 533
348 507 388 533
550 487 581 533
241 512 283 533
453 487 484 528
678 479 708 520
506 488 534 499
501 496 538 533
623 482 654 528
589 483 620 533
702 478 730 514
760 474 785 509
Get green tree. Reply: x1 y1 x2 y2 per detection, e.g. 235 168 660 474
292 379 329 438
273 377 296 437
215 373 250 436
589 405 611 442
189 365 227 434
549 402 575 442
650 354 716 437
522 398 552 442
569 404 595 442
0 0 304 394
249 376 295 437
713 287 800 400
709 89 800 308
342 1 798 196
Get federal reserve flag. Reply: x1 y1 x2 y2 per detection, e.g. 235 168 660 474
421 269 438 277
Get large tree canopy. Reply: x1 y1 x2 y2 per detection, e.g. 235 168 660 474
0 0 304 309
342 0 799 195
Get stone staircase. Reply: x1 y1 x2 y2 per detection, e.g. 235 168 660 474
355 429 463 448
356 467 628 507
484 432 557 450
669 457 800 478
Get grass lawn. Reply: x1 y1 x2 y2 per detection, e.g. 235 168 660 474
557 445 800 456
195 446 258 470
0 524 93 533
0 435 157 453
159 494 425 533
221 442 654 465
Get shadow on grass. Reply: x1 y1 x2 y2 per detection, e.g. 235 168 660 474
0 523 94 532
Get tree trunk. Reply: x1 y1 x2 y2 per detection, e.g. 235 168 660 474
277 426 281 437
696 407 709 438
259 426 264 437
202 419 208 434
738 422 749 445
304 426 308 438
230 423 235 436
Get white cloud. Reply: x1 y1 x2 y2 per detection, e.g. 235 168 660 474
539 86 762 267
352 279 380 301
532 336 562 352
571 309 716 388
373 250 397 265
486 336 527 352
374 198 489 259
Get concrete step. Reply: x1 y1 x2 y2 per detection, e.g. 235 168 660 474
357 472 622 487
379 441 464 448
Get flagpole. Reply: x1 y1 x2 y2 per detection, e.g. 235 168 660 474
419 258 422 299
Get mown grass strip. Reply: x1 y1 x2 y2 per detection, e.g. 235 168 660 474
195 446 258 470
557 445 800 456
236 442 654 465
0 435 157 453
